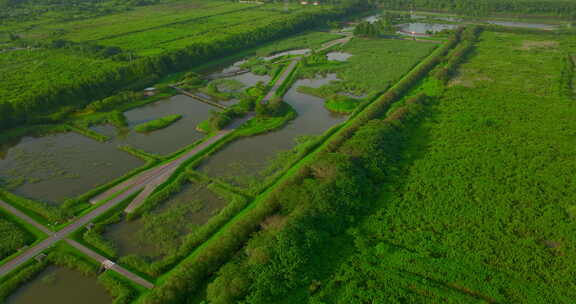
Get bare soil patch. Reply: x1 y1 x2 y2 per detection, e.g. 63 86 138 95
519 40 558 51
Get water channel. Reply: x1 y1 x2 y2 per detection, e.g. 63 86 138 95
198 73 346 187
7 266 111 304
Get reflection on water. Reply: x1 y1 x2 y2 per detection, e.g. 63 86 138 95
198 74 346 186
7 267 111 304
398 23 458 34
91 95 212 156
0 131 143 204
327 52 353 62
263 49 310 61
105 183 225 258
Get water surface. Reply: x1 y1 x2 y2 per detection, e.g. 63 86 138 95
327 52 353 62
485 20 557 30
398 23 458 34
198 74 346 186
7 266 111 304
0 132 143 204
104 183 225 258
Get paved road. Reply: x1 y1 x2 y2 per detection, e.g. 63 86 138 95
0 114 254 279
66 239 154 289
0 200 53 235
0 185 141 277
125 114 254 213
262 60 299 104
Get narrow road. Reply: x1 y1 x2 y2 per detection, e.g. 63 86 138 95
0 200 53 235
262 60 299 103
125 114 253 213
0 114 254 280
66 239 154 289
0 185 141 277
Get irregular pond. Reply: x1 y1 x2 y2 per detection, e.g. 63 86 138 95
197 74 346 187
0 131 143 204
263 49 310 61
92 95 213 156
104 183 225 258
7 266 111 304
398 23 458 35
327 52 353 62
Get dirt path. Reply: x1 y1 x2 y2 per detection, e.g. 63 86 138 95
0 114 253 284
261 60 299 103
66 239 154 289
0 200 53 235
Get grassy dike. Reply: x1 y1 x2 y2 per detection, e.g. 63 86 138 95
136 28 468 304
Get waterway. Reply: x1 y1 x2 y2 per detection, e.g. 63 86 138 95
7 266 111 304
197 73 345 187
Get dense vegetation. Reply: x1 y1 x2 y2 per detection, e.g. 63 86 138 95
201 28 576 304
0 213 35 260
0 0 366 132
134 114 182 133
372 0 576 19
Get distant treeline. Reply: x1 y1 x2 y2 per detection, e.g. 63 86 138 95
373 0 576 18
0 1 366 132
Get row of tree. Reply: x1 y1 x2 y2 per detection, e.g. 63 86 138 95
372 0 576 19
0 1 367 132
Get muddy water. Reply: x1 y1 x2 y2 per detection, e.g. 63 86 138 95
327 52 353 62
92 95 213 156
399 23 458 34
0 131 143 204
197 74 345 186
104 183 225 258
7 266 111 304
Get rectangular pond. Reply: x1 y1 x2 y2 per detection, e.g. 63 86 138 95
104 183 226 259
197 74 346 187
0 131 143 204
7 266 111 304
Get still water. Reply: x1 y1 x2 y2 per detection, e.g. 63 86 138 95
198 74 345 186
104 183 225 258
398 23 458 34
7 267 111 304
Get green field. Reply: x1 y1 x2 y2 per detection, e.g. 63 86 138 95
306 30 576 303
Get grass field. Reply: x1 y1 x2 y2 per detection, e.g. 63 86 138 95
307 30 576 303
0 212 35 261
0 0 327 105
299 38 437 97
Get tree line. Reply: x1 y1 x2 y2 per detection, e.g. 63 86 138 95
371 0 576 19
0 1 367 133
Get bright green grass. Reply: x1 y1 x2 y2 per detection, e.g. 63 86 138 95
325 95 359 114
311 31 576 304
339 38 437 93
134 114 182 133
0 49 126 104
0 213 35 261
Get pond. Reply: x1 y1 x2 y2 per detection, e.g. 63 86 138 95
104 183 226 258
92 94 213 156
197 73 346 187
0 131 143 204
398 23 458 35
327 52 353 62
7 266 111 304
